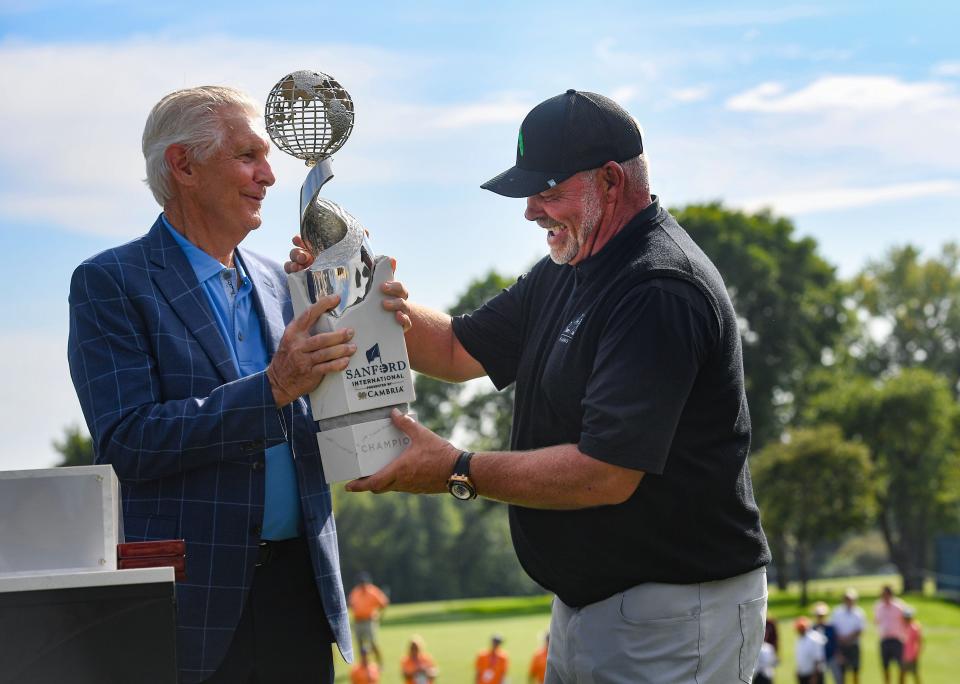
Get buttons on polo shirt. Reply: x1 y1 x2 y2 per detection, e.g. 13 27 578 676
251 460 264 471
238 331 244 341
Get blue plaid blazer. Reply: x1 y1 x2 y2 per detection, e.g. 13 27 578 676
67 216 352 682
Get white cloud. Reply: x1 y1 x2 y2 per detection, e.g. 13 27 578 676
737 180 960 215
709 73 960 183
669 86 710 103
726 75 954 112
933 61 960 77
611 86 638 104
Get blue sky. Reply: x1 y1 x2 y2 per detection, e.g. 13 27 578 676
0 1 957 470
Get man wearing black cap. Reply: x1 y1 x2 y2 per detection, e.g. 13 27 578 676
289 89 770 682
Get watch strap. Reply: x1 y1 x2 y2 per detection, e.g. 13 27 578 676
453 451 474 477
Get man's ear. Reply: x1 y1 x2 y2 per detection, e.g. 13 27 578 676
165 144 198 187
599 161 626 201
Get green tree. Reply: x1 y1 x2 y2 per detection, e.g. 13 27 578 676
675 203 848 450
848 244 960 387
53 424 94 467
806 368 960 591
751 424 874 605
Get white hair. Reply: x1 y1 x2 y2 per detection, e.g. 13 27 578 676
621 154 650 196
142 86 260 206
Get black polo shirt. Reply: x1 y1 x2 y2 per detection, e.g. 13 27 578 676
452 199 770 607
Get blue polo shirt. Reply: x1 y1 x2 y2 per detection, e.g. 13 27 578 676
163 215 301 540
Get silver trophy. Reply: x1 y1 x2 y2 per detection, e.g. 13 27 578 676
265 70 415 482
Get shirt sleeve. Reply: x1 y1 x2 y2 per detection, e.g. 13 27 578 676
68 259 288 484
577 277 718 473
451 272 531 390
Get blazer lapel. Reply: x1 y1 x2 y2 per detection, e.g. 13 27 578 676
239 248 286 357
147 218 240 383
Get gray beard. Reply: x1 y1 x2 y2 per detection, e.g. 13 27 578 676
546 190 603 265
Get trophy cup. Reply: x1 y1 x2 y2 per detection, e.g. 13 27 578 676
264 70 415 482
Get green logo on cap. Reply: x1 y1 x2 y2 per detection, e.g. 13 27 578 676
518 130 525 157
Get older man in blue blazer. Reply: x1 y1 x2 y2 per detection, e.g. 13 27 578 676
68 86 399 683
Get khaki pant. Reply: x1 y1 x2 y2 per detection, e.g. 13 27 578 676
546 567 767 684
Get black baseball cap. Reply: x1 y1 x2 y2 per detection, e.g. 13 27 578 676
481 89 643 198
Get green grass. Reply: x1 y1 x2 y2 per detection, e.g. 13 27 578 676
334 576 960 683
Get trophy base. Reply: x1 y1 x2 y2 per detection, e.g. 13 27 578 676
316 413 416 483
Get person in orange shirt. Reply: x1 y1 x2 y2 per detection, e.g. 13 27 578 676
476 634 509 684
901 607 923 684
350 647 380 684
401 636 438 684
348 572 390 665
528 634 548 684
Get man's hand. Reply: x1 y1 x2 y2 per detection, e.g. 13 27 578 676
382 278 412 333
266 293 356 407
285 234 412 332
284 234 313 274
345 409 460 494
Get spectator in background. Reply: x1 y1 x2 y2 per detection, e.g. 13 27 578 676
875 585 907 684
753 638 778 684
349 572 390 665
832 588 866 684
813 601 841 683
528 634 548 684
901 607 923 684
402 636 438 684
765 617 780 654
350 647 380 684
796 617 826 684
476 634 509 684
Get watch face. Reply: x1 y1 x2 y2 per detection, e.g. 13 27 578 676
448 479 475 500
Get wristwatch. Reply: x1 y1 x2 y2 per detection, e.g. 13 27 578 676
447 451 477 500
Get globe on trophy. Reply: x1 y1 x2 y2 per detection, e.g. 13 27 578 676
264 70 416 482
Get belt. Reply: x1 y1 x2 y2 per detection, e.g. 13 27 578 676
256 536 306 567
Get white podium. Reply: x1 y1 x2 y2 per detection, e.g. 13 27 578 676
0 466 177 683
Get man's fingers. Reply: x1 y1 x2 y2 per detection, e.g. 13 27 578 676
389 408 420 437
298 294 340 330
303 327 354 352
288 246 311 265
346 470 396 494
285 236 313 274
381 280 409 300
397 312 412 332
309 342 356 365
310 356 351 378
345 476 370 492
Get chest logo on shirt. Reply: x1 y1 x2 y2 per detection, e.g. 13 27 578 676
559 313 585 344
